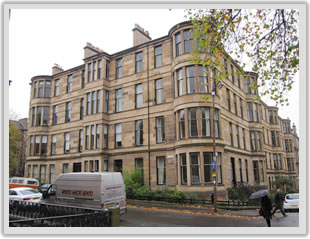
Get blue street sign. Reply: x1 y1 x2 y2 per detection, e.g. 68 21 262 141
211 161 216 169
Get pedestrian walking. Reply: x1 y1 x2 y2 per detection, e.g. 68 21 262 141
210 192 214 204
260 195 273 227
272 189 287 217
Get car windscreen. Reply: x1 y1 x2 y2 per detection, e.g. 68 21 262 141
20 189 39 195
286 194 299 200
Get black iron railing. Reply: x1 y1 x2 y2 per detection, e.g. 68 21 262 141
9 200 111 227
127 195 260 207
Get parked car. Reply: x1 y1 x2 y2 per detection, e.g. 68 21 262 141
38 184 51 194
9 187 42 202
283 193 299 211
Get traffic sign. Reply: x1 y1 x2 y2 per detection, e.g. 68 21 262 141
211 161 216 169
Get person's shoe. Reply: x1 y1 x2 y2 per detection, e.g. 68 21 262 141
284 215 288 217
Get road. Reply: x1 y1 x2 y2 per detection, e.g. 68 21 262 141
120 205 299 227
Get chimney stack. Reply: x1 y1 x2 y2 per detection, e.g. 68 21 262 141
132 23 151 46
84 42 103 58
52 63 64 75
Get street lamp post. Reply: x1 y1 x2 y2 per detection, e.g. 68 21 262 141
211 71 223 213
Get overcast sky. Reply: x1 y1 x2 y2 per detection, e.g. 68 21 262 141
8 8 300 135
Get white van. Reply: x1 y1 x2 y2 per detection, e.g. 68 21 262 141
43 172 127 214
9 177 39 190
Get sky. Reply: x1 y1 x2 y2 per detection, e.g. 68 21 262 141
8 8 300 135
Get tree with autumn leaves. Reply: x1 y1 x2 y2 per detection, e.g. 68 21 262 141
9 121 23 176
186 9 299 106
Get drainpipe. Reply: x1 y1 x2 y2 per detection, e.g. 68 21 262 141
147 45 151 187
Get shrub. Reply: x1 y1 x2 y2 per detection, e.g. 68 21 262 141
123 169 143 197
227 182 259 201
135 186 154 197
169 190 185 200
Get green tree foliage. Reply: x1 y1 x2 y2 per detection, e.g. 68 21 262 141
186 9 299 106
271 176 298 194
9 122 23 176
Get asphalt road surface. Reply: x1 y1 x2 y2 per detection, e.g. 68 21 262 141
120 206 299 227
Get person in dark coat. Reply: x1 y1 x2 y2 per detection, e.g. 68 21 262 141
272 188 287 217
261 195 273 227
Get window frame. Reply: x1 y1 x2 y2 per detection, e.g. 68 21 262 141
135 52 143 73
115 89 122 113
188 108 198 138
154 45 163 68
116 58 123 79
156 116 165 144
156 156 166 185
155 79 164 104
135 84 143 108
115 124 122 148
135 120 143 146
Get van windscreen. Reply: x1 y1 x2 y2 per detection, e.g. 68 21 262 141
27 180 38 185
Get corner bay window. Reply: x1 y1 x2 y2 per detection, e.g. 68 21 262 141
38 81 44 97
184 29 193 54
41 135 47 155
198 66 208 93
186 66 196 94
45 80 51 97
43 107 49 126
180 153 187 185
178 108 220 139
190 153 200 184
203 152 222 184
175 32 181 56
179 109 185 139
177 68 184 96
188 108 198 137
201 108 210 137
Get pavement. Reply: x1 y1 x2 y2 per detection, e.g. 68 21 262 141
127 199 295 219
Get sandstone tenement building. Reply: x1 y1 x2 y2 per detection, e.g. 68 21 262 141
25 21 298 199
